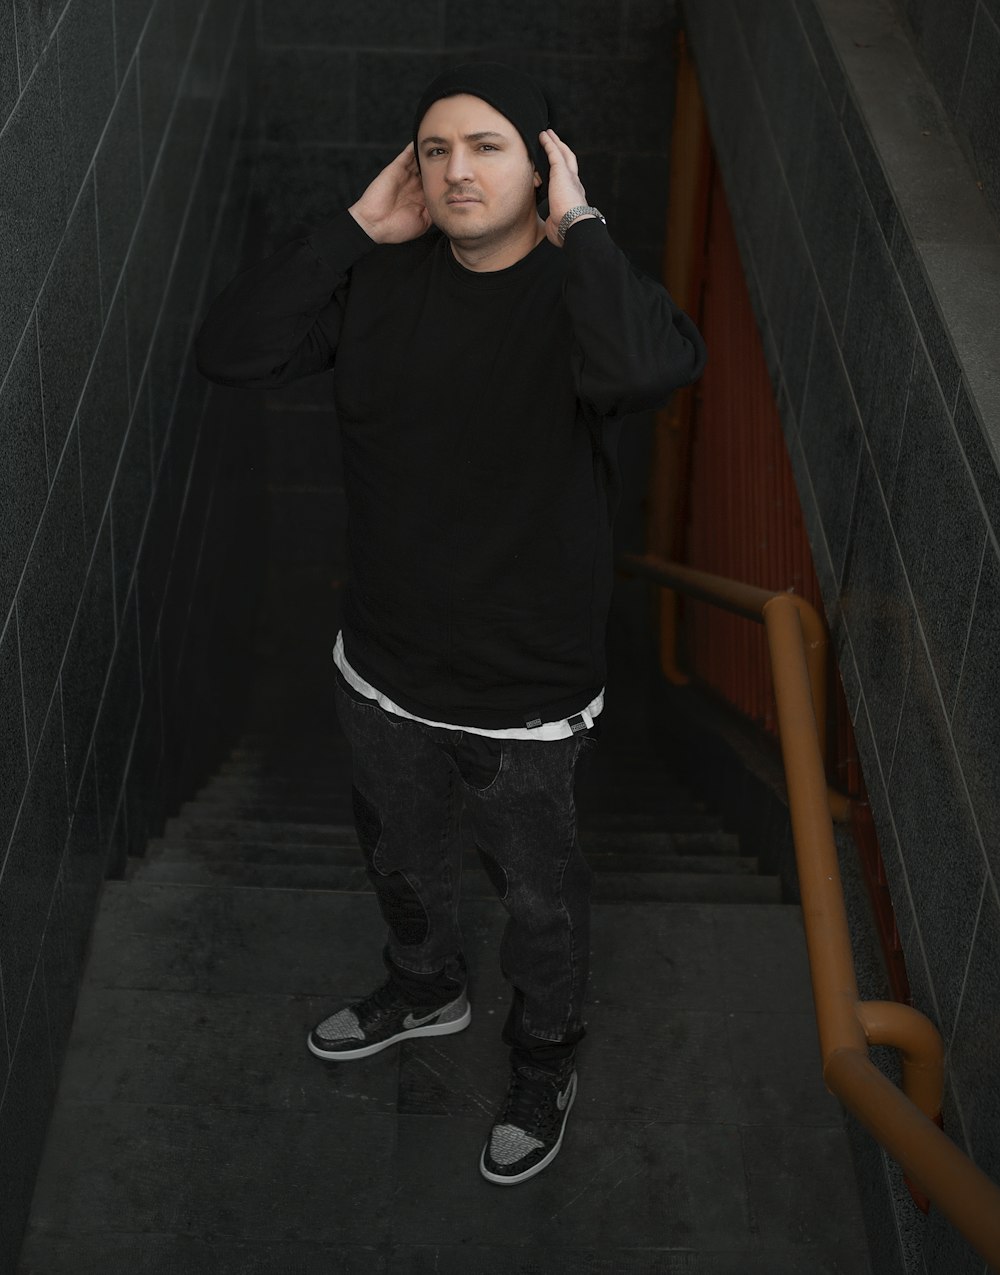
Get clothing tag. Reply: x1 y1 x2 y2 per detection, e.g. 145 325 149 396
568 714 588 734
525 716 543 729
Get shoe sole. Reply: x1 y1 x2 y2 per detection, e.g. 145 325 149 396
479 1072 578 1186
306 1001 472 1061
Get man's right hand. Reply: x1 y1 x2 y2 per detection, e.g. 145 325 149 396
349 145 431 244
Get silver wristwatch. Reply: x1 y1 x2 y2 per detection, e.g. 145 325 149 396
557 205 607 241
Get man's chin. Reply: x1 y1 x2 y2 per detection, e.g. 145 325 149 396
432 211 491 243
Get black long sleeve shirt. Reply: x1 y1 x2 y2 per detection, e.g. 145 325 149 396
195 212 705 728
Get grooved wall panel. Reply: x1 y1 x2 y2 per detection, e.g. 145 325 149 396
684 2 1000 1270
0 0 260 1266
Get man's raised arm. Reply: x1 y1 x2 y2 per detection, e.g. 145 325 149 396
539 128 707 418
195 146 430 389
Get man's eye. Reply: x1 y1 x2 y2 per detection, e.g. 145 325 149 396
479 144 497 151
426 147 446 157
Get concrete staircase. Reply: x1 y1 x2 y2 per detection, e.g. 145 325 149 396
17 717 874 1272
124 734 782 905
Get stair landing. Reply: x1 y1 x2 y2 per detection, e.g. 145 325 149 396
18 576 873 1271
18 880 871 1273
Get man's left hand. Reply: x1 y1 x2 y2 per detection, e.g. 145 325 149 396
539 129 595 248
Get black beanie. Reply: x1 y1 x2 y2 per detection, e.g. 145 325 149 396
412 62 555 200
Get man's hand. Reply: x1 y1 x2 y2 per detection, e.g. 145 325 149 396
349 145 432 244
539 129 595 248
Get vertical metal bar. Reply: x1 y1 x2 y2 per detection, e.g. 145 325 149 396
650 29 715 685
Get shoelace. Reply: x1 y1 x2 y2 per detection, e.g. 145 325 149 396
502 1066 569 1136
355 980 408 1025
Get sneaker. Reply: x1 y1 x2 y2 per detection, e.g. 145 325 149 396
479 1061 578 1185
307 981 471 1061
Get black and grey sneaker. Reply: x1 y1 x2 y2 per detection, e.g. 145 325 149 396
307 981 471 1061
479 1061 578 1185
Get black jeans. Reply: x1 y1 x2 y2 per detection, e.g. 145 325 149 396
335 678 595 1071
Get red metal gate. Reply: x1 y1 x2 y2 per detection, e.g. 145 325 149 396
653 38 906 1001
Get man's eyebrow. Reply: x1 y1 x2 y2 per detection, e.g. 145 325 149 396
419 131 509 145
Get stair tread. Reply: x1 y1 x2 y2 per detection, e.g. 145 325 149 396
170 803 726 829
136 849 757 875
192 790 710 813
162 816 735 849
179 802 358 821
127 857 781 901
214 761 699 782
80 880 815 999
20 878 870 1275
140 839 755 873
202 771 705 790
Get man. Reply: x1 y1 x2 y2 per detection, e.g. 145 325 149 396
196 62 705 1186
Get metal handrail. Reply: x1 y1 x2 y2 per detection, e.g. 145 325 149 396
630 557 851 821
621 552 1000 1269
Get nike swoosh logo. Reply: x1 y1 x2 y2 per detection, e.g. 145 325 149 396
403 1008 444 1029
557 1083 572 1111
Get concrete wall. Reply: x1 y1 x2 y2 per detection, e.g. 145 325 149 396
898 0 1000 226
682 1 1000 1271
0 0 258 1264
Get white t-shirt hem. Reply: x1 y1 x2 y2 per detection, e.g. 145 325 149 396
332 631 603 741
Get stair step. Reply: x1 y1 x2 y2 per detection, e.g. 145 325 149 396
595 872 782 903
204 767 701 789
21 883 869 1273
178 799 358 823
177 798 713 826
162 817 360 845
196 778 356 800
583 829 738 854
161 816 737 853
581 810 726 832
194 780 710 813
206 778 710 815
128 857 372 890
61 881 819 1006
218 753 695 784
139 838 756 875
127 857 781 902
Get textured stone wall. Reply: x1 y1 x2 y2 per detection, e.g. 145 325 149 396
0 0 258 1264
683 1 1000 1271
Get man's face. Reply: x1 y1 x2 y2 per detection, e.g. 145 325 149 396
417 94 541 248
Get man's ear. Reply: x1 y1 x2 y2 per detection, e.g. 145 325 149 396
533 169 542 188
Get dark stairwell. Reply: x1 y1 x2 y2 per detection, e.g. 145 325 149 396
15 561 873 1272
6 1 1000 1270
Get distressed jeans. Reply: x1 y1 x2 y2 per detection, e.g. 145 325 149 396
335 677 595 1071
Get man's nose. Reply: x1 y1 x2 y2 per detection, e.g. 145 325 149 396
445 146 473 184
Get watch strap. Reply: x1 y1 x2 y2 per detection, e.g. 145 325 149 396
557 205 607 241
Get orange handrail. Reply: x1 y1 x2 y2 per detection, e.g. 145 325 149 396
621 552 1000 1270
626 555 850 821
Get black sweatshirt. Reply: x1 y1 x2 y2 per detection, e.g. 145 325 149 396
195 212 706 729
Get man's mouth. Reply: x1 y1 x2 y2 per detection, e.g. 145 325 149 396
446 195 481 204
